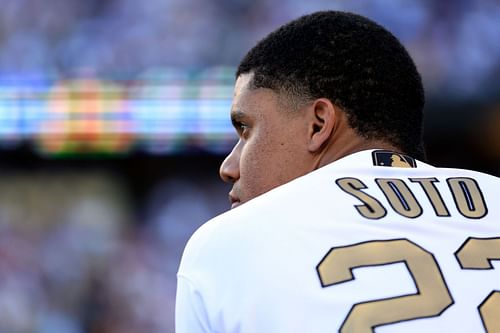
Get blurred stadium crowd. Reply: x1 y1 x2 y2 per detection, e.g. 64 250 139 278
0 166 227 332
0 0 499 95
0 0 499 332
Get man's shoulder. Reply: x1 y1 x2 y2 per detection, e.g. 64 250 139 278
177 206 256 275
427 165 500 183
178 152 500 276
176 173 316 277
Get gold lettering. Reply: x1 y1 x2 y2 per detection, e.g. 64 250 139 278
336 178 386 219
447 178 487 219
376 179 422 218
410 178 450 217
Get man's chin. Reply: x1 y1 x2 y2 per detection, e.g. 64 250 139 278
231 201 242 209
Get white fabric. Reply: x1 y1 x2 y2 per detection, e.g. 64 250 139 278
176 150 500 333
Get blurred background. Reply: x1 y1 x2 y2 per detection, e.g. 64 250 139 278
0 0 499 332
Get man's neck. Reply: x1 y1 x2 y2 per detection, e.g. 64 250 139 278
315 132 401 169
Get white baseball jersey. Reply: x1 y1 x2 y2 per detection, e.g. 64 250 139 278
176 150 500 333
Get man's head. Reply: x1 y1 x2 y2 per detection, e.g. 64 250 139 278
220 11 425 208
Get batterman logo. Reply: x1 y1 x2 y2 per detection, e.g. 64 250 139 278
372 150 417 168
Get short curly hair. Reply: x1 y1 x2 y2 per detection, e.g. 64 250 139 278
237 11 425 160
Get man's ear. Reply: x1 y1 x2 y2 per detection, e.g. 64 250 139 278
307 98 336 153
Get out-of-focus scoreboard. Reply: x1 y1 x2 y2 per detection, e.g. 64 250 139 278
0 67 236 156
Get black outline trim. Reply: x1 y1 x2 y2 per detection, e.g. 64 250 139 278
454 237 500 270
375 178 423 219
409 177 451 217
446 177 488 219
315 238 454 331
336 177 387 220
478 290 500 332
455 237 500 332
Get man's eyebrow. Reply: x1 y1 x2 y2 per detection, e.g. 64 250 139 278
230 110 246 126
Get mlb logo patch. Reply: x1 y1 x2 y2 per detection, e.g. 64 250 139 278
372 150 417 168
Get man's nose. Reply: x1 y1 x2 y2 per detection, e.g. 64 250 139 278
219 143 240 184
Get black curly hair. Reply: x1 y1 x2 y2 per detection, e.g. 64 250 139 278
237 11 425 160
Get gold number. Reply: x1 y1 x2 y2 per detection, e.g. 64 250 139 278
318 237 500 332
316 239 453 333
479 292 500 333
455 237 500 332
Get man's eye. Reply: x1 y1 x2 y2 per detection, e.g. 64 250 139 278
236 122 249 135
